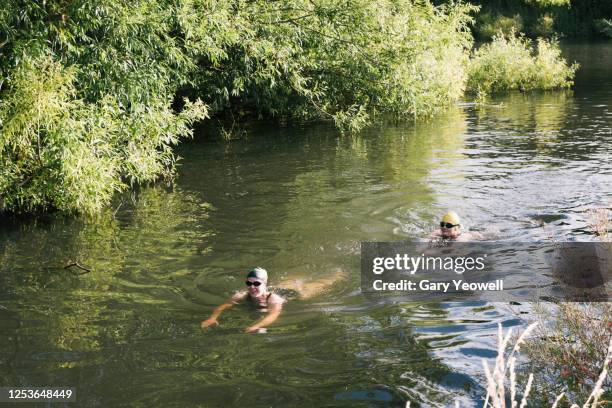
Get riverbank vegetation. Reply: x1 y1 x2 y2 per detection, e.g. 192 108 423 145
0 0 209 214
509 210 612 407
465 0 612 39
468 323 611 408
0 0 584 214
467 33 578 95
520 303 612 406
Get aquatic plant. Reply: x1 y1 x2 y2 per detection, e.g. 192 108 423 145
467 32 578 96
515 207 611 405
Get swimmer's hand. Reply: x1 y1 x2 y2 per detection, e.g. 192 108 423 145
201 318 219 329
244 325 262 334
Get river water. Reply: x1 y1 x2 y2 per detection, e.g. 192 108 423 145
0 44 610 407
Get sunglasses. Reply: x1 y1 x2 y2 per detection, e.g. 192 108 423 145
440 222 459 229
245 281 262 287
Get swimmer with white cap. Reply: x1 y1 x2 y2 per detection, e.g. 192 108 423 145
201 266 347 333
429 211 483 241
201 267 285 333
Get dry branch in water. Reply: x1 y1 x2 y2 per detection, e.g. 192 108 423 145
63 261 91 274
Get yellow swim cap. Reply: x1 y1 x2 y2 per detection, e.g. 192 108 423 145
441 211 461 225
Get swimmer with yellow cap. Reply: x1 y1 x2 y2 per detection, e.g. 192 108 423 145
429 211 483 241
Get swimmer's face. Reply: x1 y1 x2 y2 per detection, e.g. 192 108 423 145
440 223 461 239
246 278 266 296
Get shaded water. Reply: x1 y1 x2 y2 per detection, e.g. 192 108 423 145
1 44 611 407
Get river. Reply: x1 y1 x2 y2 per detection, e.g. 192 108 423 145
0 43 610 407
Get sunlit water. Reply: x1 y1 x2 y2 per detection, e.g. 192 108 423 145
1 44 610 407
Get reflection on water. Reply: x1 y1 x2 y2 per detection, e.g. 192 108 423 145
1 44 611 407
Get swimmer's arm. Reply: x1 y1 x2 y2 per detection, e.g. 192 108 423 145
201 291 246 328
244 303 283 333
201 302 233 328
428 230 442 240
464 231 484 240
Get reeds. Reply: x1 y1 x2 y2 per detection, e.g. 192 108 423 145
441 322 611 408
522 303 612 406
406 322 612 408
481 322 538 408
587 207 610 240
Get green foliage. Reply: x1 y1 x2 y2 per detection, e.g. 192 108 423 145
467 0 612 39
594 19 612 38
532 13 556 37
467 33 578 95
0 0 582 214
524 0 570 7
0 55 207 214
0 0 208 214
1 0 480 214
476 12 524 40
185 0 478 131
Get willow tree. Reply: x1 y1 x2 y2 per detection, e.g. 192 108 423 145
0 0 208 214
1 0 480 214
186 0 478 131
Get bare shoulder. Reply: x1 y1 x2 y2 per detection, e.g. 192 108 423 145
469 231 485 240
428 230 442 240
230 290 248 304
268 293 286 306
456 231 484 242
